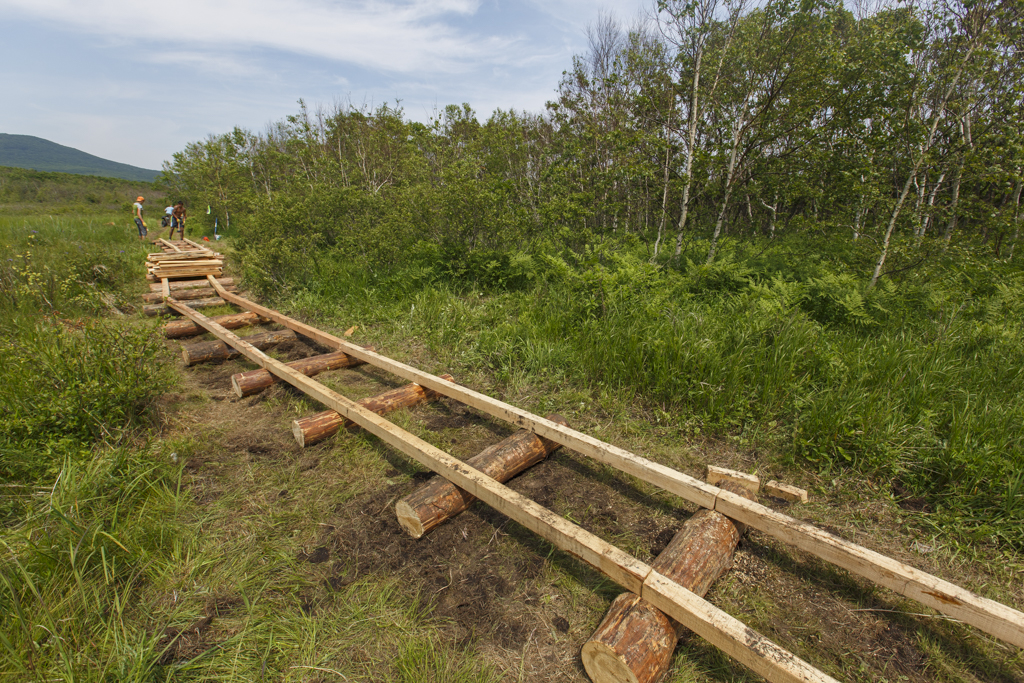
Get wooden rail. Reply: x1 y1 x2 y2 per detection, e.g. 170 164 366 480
166 295 839 683
203 277 1024 650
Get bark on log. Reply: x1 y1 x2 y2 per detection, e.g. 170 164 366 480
164 311 264 339
581 482 757 683
231 347 373 397
144 297 227 316
291 374 455 447
396 414 568 538
181 329 296 366
149 277 234 292
142 286 235 303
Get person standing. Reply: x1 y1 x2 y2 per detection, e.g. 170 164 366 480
133 196 147 241
171 201 187 239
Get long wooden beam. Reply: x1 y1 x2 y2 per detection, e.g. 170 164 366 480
159 238 182 252
167 296 837 683
204 279 1024 649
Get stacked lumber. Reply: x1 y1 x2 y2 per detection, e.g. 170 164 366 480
146 247 225 281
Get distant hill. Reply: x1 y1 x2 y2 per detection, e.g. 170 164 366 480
0 134 160 182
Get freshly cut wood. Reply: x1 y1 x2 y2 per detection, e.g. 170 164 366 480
158 238 182 252
164 311 264 339
202 285 1024 649
583 482 756 683
164 298 837 683
765 481 808 503
161 277 170 300
149 277 234 292
182 329 296 365
706 466 759 494
147 251 217 262
232 348 372 397
144 297 227 317
142 286 235 303
291 374 455 447
397 414 569 538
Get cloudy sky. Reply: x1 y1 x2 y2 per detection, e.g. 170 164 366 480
0 0 648 170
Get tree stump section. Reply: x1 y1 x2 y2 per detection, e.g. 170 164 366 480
231 347 373 397
581 481 757 683
292 374 456 447
396 414 568 538
164 311 264 339
181 329 296 366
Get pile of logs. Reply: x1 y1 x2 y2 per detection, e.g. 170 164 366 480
146 247 224 281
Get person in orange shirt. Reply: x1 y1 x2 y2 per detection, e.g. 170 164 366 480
133 196 147 241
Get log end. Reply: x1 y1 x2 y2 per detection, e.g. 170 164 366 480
291 420 307 448
580 641 643 683
395 500 425 539
231 373 246 398
181 346 193 365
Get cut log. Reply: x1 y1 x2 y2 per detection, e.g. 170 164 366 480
582 481 756 683
181 329 296 366
397 414 569 538
142 286 235 303
149 277 234 292
291 374 455 447
164 311 264 339
144 297 228 317
231 347 373 397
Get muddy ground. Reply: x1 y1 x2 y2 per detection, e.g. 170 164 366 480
155 320 1024 682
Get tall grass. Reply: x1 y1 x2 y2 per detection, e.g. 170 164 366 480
253 236 1024 549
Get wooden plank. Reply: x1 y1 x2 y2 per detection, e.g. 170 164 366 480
643 571 836 683
202 279 720 508
166 296 835 683
144 297 227 317
765 481 808 503
161 278 170 300
713 489 1024 648
203 281 1024 648
706 465 759 494
159 238 182 252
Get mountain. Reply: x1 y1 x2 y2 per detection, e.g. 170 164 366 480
0 134 161 182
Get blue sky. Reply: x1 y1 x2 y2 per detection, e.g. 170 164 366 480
0 0 648 170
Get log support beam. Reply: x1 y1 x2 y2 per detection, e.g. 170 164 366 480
164 311 264 339
181 329 296 366
397 414 568 538
292 374 454 447
233 347 372 398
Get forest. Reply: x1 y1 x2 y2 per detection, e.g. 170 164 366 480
161 0 1024 548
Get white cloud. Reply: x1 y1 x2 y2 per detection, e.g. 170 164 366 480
0 0 519 74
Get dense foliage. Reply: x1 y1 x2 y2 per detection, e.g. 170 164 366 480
0 166 159 215
162 0 1024 547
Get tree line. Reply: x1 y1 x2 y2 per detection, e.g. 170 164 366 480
163 0 1023 282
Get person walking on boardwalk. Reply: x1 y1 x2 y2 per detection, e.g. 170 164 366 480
133 196 147 241
171 201 187 239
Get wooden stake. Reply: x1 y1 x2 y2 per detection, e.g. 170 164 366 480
181 329 296 366
232 348 371 398
765 481 808 503
164 311 263 339
291 374 454 447
706 465 759 494
583 482 755 683
164 296 836 683
396 414 568 538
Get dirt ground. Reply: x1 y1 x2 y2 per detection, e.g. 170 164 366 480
155 319 1024 683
